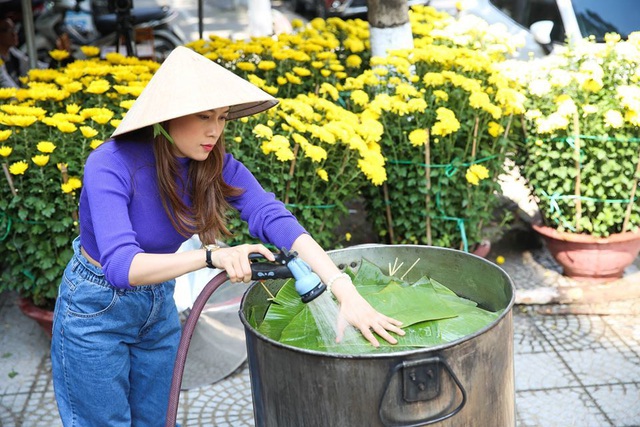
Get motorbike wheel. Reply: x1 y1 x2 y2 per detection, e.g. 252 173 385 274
153 32 181 62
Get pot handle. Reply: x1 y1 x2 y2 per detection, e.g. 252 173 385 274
379 357 467 427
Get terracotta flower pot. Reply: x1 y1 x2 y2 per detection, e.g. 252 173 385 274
17 297 54 339
532 224 640 282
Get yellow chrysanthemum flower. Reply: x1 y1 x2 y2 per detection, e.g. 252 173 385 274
80 45 100 57
0 129 11 142
61 182 74 194
120 99 135 110
431 107 460 136
57 122 77 133
319 83 339 101
9 160 28 175
49 49 70 61
80 126 99 138
292 66 311 77
0 145 12 157
275 147 295 162
257 60 277 71
67 177 82 189
302 143 327 163
253 124 273 139
90 139 104 149
66 104 81 114
93 113 114 125
408 129 428 147
487 122 504 138
32 154 50 167
465 164 490 186
350 89 369 107
237 62 256 72
37 141 56 153
86 79 110 95
316 168 328 182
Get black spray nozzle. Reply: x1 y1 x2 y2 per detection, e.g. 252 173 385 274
249 249 326 303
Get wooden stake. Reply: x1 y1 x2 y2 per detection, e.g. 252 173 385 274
471 115 479 160
2 163 16 196
382 182 395 244
424 129 432 245
284 143 299 205
573 113 582 232
622 146 640 233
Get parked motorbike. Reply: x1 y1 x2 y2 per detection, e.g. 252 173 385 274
25 0 185 63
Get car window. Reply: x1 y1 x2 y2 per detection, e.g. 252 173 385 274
489 0 565 43
572 0 637 41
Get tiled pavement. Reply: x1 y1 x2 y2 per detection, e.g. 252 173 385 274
2 1 640 425
1 225 639 427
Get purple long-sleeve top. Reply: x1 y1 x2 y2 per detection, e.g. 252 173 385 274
79 138 307 289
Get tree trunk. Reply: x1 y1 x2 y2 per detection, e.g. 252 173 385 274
367 0 414 57
248 0 273 37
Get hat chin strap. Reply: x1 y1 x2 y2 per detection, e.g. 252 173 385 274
153 123 175 144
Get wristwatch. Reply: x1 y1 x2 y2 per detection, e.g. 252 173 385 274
203 244 220 269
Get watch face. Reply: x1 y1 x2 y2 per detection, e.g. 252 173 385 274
205 244 220 251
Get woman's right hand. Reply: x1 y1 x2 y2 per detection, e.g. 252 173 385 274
210 244 275 283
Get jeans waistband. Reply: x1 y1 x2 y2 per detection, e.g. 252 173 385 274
71 237 173 292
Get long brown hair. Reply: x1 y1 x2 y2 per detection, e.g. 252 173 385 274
153 124 242 245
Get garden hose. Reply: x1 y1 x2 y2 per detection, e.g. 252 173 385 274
165 250 326 427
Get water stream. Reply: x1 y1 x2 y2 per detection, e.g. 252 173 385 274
306 292 362 353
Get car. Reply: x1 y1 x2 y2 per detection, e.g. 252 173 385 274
290 0 430 19
457 0 640 58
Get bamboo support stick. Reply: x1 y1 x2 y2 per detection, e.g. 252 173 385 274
471 115 479 159
622 147 640 232
284 144 299 205
3 163 16 196
59 164 79 221
573 113 582 232
382 182 395 244
424 129 432 245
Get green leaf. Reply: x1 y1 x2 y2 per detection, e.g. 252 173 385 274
258 259 502 354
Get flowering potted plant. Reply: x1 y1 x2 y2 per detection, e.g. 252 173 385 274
0 48 143 317
224 93 387 248
515 33 640 281
343 7 526 252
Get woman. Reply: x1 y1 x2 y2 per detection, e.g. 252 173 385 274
50 46 404 426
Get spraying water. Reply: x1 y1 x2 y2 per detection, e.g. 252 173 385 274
249 250 365 353
306 292 362 353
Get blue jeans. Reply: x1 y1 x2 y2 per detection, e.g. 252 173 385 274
51 238 181 426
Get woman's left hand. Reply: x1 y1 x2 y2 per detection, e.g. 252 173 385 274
336 289 405 348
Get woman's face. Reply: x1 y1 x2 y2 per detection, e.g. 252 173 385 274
168 107 230 161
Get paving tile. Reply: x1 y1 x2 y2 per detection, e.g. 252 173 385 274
178 367 255 427
515 352 581 391
561 349 640 387
533 314 622 352
513 310 554 354
516 388 612 427
603 315 640 355
588 383 640 427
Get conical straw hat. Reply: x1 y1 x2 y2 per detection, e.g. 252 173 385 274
111 46 278 137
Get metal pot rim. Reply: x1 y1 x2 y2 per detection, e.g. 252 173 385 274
239 244 515 360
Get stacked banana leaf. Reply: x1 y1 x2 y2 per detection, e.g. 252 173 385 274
251 258 503 354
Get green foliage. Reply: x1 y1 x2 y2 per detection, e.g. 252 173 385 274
514 35 640 236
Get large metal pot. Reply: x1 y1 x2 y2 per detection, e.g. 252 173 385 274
239 244 515 427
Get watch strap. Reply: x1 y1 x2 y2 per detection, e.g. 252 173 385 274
204 245 219 269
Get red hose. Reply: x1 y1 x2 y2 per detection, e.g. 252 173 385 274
165 271 230 427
